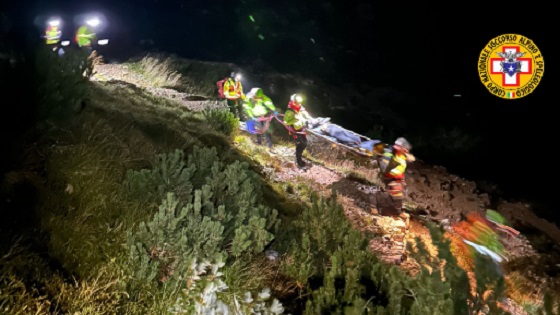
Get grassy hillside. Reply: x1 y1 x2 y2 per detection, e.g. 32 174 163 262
1 48 559 314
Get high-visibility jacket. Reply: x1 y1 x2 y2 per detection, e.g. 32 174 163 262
75 26 96 47
243 88 275 118
223 78 244 100
380 147 408 180
283 106 312 131
45 26 61 45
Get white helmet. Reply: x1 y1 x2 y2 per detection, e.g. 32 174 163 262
290 94 303 103
394 137 411 151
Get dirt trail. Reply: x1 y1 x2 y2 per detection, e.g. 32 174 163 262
92 64 225 111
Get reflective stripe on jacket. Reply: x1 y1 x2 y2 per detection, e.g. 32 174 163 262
223 79 244 100
243 97 275 118
380 150 407 179
283 107 312 130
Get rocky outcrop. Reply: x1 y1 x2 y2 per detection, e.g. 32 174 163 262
405 160 490 222
498 202 560 245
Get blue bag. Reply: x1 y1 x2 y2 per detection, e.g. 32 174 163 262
246 120 258 134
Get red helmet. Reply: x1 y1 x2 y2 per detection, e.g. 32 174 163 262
289 94 303 112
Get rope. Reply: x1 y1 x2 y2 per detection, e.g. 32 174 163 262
250 113 307 136
271 113 307 136
248 115 274 135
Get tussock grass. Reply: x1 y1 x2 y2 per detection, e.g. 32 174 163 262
45 265 124 315
0 239 124 315
171 57 239 97
506 271 544 309
89 81 234 154
128 53 237 97
221 254 298 305
137 56 182 88
0 241 52 315
39 120 148 278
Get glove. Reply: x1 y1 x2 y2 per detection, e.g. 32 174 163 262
274 110 278 116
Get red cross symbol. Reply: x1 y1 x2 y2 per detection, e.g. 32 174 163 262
490 46 532 87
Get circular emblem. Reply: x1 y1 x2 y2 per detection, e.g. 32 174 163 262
478 34 544 99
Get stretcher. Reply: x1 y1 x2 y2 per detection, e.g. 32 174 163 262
304 121 386 172
239 115 385 170
307 118 384 157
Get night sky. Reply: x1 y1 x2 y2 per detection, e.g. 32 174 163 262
1 1 555 214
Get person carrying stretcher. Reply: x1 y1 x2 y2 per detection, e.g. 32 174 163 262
377 137 415 216
283 94 313 169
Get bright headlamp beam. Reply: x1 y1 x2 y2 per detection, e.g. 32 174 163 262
98 39 109 45
86 18 100 27
48 19 60 26
61 41 70 46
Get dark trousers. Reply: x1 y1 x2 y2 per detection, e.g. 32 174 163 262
294 133 307 166
255 120 273 147
256 133 273 148
381 177 405 211
227 99 244 120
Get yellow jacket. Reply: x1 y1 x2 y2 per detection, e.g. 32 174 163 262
223 79 244 100
283 107 312 130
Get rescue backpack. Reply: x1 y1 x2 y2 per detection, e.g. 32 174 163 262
216 77 228 99
373 142 387 156
378 146 398 175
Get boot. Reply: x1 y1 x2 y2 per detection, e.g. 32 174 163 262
296 156 307 169
264 133 273 148
295 135 307 168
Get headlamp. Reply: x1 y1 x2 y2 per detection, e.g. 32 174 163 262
86 18 100 27
48 19 61 27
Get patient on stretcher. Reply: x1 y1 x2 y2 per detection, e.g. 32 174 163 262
308 118 384 155
319 123 361 145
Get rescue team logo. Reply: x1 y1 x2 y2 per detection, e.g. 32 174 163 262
478 34 544 99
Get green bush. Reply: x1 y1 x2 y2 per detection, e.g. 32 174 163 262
203 108 239 136
124 192 225 293
280 194 513 314
280 193 382 313
123 147 280 301
124 149 195 205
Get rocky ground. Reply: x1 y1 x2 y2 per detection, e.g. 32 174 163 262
91 60 560 314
